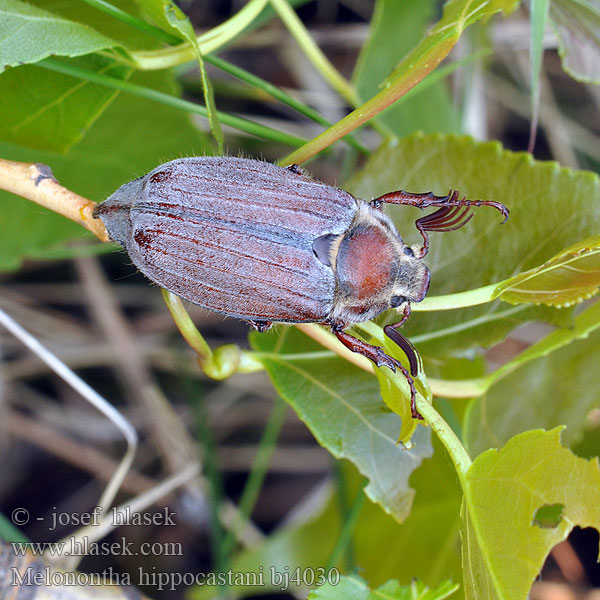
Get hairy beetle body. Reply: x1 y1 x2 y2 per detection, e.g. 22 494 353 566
96 157 429 327
98 157 358 323
94 156 508 419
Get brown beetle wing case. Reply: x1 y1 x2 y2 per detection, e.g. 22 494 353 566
96 157 358 323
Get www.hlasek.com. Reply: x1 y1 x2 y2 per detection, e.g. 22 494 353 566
11 537 182 558
12 565 341 592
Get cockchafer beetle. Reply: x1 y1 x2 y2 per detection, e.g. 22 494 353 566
93 157 508 419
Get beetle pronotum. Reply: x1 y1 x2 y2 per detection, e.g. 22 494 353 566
93 157 508 419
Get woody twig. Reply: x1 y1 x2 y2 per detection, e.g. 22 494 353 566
0 157 109 242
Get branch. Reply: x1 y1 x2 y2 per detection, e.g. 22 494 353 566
0 158 109 242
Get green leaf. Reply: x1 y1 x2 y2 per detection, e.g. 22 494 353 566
250 326 433 522
347 133 600 357
129 0 187 40
352 0 459 137
0 68 211 271
210 444 463 600
464 300 600 457
0 55 130 153
307 574 370 600
353 437 464 588
374 367 420 446
550 0 600 84
462 428 600 600
0 0 118 72
23 0 167 51
307 574 459 600
494 235 600 306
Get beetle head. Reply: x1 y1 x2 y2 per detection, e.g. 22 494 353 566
321 203 430 326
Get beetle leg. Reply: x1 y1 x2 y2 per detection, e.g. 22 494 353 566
372 189 508 258
247 320 273 332
333 327 398 370
286 164 307 176
389 302 412 329
332 326 423 420
392 361 422 420
372 189 509 221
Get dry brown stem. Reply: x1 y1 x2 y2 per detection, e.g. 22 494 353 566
0 157 109 242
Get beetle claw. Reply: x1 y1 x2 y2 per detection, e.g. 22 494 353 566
248 319 273 332
286 163 307 177
373 348 400 371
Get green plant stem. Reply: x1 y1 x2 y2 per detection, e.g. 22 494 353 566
222 396 288 559
130 0 270 70
410 305 526 345
39 58 307 148
426 377 488 398
162 290 213 365
206 55 323 121
192 382 228 577
166 5 225 154
268 0 358 107
332 462 356 571
357 321 474 481
278 13 469 164
326 486 366 571
82 0 363 154
162 290 263 377
293 324 486 399
204 55 369 156
183 40 224 154
414 283 498 311
300 323 476 485
416 400 472 482
295 323 373 373
424 301 600 399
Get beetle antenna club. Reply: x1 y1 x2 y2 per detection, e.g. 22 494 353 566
383 303 422 379
94 157 508 421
